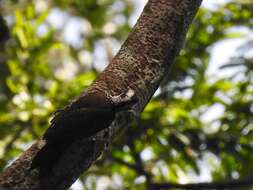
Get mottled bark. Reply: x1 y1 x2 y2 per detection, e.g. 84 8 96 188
0 0 202 189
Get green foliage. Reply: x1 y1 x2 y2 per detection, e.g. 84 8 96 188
0 0 253 189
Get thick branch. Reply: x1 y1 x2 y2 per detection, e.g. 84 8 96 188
0 0 202 189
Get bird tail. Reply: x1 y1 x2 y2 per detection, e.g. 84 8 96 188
31 142 62 177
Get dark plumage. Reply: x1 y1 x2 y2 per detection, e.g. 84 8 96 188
31 91 137 176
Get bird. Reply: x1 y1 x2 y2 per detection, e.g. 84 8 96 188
31 89 137 177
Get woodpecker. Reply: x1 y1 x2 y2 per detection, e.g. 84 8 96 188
31 89 137 176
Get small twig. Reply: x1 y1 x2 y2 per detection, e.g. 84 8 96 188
3 120 32 155
3 126 27 154
127 131 153 190
110 156 145 175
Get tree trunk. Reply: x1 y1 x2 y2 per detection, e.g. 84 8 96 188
0 0 202 189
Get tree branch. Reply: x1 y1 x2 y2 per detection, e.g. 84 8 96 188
111 155 253 190
0 0 202 189
152 176 253 190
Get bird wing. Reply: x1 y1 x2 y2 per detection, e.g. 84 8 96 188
43 107 115 143
31 106 115 176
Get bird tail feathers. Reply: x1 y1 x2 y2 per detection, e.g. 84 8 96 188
31 142 62 177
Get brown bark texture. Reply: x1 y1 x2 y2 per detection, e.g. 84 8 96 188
0 0 202 189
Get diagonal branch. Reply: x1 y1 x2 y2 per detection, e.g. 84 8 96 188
0 0 202 189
